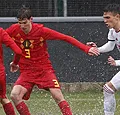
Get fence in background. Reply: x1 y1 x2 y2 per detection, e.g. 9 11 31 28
0 0 120 17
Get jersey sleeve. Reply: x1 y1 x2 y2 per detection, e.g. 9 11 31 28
98 29 116 53
42 27 91 53
1 28 22 64
115 60 120 66
98 41 115 53
108 29 116 41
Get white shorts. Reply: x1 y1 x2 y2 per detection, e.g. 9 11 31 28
110 71 120 90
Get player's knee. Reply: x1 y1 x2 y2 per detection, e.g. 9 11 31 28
0 98 10 105
103 84 115 94
10 91 19 101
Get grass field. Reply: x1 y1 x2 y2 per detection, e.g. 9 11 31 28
0 86 120 115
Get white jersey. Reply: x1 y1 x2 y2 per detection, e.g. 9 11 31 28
108 28 120 51
98 28 120 66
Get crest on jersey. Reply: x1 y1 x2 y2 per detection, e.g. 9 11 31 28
23 39 31 48
20 38 34 49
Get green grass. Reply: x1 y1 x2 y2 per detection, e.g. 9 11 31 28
1 86 120 115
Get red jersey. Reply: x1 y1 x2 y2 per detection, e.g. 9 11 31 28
6 23 90 71
0 28 22 70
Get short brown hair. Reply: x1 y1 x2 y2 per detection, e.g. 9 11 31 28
17 5 32 20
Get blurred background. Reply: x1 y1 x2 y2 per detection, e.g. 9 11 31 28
0 0 120 17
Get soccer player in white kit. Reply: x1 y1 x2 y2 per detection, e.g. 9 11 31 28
87 3 120 115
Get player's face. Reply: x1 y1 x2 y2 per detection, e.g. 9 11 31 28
18 18 32 34
103 12 119 29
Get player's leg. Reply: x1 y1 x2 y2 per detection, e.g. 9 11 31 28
11 85 31 115
0 98 16 115
0 71 16 115
37 69 72 115
50 88 72 115
10 72 33 115
103 83 115 115
10 85 27 105
103 71 120 115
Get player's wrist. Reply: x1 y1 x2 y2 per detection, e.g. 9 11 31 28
10 61 18 66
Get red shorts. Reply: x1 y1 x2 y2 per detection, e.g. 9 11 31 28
0 70 6 98
14 69 60 100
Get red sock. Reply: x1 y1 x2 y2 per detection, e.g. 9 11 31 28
58 100 72 115
3 102 16 115
16 101 31 115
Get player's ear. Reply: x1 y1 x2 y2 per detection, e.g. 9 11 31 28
30 17 33 21
115 14 120 19
118 14 120 19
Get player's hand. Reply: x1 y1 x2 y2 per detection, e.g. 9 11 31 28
108 56 116 66
10 62 19 73
86 42 97 47
88 47 100 56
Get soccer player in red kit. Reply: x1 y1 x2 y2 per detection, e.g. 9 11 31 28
6 6 100 115
0 28 22 115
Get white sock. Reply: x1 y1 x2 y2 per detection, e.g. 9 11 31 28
103 84 116 115
104 111 114 115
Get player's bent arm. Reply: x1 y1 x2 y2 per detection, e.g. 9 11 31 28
10 61 19 73
98 41 115 53
8 43 22 65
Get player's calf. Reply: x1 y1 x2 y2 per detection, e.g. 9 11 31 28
103 84 116 115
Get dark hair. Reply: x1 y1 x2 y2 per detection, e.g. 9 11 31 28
17 5 32 20
103 4 120 15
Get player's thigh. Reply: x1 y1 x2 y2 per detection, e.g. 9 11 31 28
49 88 64 103
11 85 27 97
109 71 120 90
